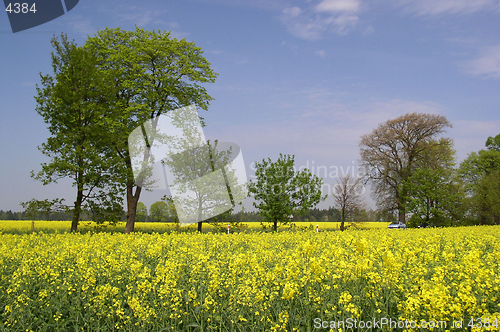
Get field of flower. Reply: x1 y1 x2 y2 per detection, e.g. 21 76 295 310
0 220 389 234
1 225 499 331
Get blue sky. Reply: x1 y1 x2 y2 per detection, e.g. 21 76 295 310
0 0 499 212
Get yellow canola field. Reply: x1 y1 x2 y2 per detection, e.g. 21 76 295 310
0 220 389 234
1 226 499 331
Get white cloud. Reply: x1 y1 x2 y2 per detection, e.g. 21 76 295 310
462 45 500 79
331 14 359 34
165 22 191 40
315 50 326 58
205 48 249 65
64 14 94 35
213 95 447 166
366 99 444 119
279 11 326 40
96 5 190 39
280 1 362 40
108 5 163 26
187 0 287 11
363 25 374 35
394 0 498 16
283 6 302 18
315 0 361 13
280 40 299 51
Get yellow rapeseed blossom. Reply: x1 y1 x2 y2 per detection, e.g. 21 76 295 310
0 224 498 331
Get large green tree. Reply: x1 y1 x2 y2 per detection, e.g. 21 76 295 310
149 201 169 222
135 202 148 222
248 154 325 232
459 134 500 225
33 34 124 231
83 27 218 233
403 139 465 227
359 113 452 224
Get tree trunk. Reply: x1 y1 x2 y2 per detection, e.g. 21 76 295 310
425 198 431 222
273 220 277 232
197 196 203 232
125 184 141 234
398 205 406 224
340 207 346 231
398 184 407 224
71 173 84 233
71 186 83 233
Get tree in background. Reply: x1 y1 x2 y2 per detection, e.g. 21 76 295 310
0 210 16 220
459 133 500 225
33 34 124 232
149 201 169 222
486 134 500 153
162 139 245 232
374 209 397 223
403 138 465 227
161 196 179 223
136 202 148 222
20 198 67 221
359 113 452 224
248 154 325 232
83 27 218 233
332 174 366 231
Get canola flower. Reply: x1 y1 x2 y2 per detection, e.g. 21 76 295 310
0 226 499 331
0 220 388 235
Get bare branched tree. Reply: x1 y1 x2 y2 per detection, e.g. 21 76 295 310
359 112 452 224
332 174 366 231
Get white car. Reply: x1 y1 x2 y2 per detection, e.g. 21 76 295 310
387 222 407 229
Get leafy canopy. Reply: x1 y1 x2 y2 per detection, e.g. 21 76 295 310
248 154 325 231
359 112 452 223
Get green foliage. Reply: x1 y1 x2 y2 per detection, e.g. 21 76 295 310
149 201 169 222
161 195 179 223
359 113 452 223
20 198 67 221
402 139 465 227
33 33 125 231
459 136 500 225
486 133 500 152
136 202 148 222
248 154 326 231
162 139 245 231
82 26 218 233
403 168 462 226
374 209 397 223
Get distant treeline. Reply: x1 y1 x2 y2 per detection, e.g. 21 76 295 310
217 207 390 223
0 209 86 221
